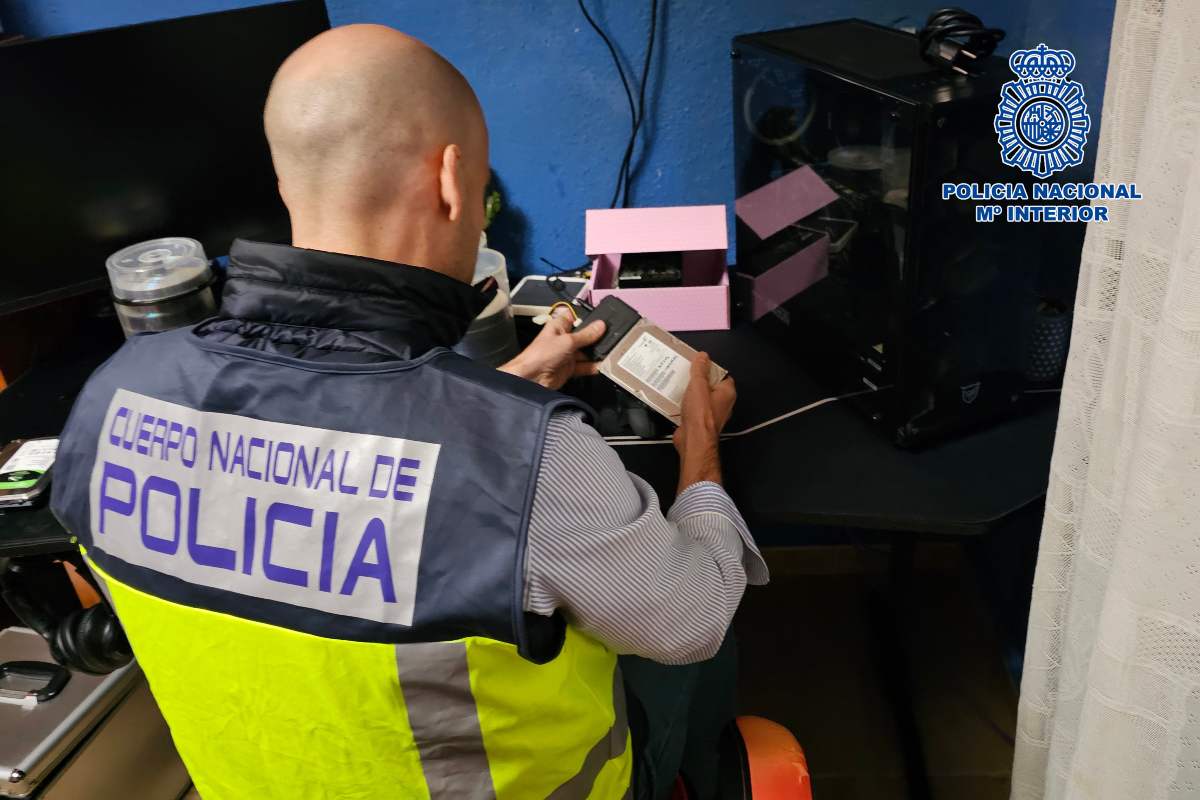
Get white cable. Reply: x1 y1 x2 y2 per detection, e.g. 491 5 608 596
720 394 841 438
603 437 674 447
603 387 885 447
600 383 1058 446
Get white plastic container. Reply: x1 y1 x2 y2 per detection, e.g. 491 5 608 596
472 242 510 295
106 238 216 336
453 243 518 366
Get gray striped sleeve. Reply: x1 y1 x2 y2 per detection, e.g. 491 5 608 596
524 410 768 665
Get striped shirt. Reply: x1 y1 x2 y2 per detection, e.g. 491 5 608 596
524 410 769 665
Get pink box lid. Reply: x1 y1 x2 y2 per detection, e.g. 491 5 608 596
585 205 728 256
734 166 839 240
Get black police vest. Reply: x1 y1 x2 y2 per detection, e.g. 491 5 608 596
51 242 586 662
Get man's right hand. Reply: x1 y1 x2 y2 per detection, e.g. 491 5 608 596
498 309 606 391
673 352 736 493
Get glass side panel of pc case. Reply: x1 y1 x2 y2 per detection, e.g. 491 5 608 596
732 41 1072 445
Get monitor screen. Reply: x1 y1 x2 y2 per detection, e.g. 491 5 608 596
0 0 330 315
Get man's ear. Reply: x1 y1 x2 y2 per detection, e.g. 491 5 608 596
439 144 465 223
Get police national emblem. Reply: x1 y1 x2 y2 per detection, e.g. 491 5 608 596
994 44 1090 179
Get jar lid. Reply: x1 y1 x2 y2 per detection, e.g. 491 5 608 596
106 237 211 302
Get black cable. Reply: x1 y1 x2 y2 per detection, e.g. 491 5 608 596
537 258 594 310
550 0 659 299
577 0 637 208
918 7 1005 75
577 0 659 208
619 0 659 208
538 256 589 277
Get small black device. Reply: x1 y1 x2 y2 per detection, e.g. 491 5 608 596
618 252 684 289
0 0 330 315
733 19 1077 445
579 296 644 361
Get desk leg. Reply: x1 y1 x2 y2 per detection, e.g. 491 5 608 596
868 539 932 800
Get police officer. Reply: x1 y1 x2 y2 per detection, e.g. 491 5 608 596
51 24 766 799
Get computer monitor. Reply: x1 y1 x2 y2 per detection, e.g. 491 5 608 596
0 0 330 315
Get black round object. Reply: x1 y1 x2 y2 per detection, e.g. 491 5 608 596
50 605 133 675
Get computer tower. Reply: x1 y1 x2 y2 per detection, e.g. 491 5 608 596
732 20 1077 446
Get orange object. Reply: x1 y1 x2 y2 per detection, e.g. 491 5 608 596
62 561 103 608
736 716 812 799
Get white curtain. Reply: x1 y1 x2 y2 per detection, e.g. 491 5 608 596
1011 0 1200 798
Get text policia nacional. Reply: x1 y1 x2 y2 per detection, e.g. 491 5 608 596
92 392 440 619
942 181 1142 223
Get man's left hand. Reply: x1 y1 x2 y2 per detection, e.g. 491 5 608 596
499 309 606 391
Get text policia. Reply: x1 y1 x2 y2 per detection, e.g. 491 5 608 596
942 181 1142 223
89 390 440 623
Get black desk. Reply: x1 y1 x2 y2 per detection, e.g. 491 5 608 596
612 326 1058 536
0 324 1059 557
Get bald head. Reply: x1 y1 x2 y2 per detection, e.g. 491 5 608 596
265 25 489 280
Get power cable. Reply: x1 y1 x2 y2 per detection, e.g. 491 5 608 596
577 0 659 209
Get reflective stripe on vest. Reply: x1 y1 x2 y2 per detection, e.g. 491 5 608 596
395 641 630 799
88 555 633 799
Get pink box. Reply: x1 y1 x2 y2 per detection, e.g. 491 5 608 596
734 166 839 321
583 205 730 332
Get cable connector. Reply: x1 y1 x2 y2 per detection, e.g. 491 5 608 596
918 7 1005 76
923 36 979 75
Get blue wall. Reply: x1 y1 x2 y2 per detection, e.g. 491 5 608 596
1 0 1113 275
1022 0 1115 160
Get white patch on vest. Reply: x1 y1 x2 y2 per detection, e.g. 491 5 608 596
88 389 440 627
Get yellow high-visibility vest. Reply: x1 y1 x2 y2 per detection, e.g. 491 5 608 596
92 557 632 799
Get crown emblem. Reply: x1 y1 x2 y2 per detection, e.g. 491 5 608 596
994 42 1090 178
1009 44 1076 84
